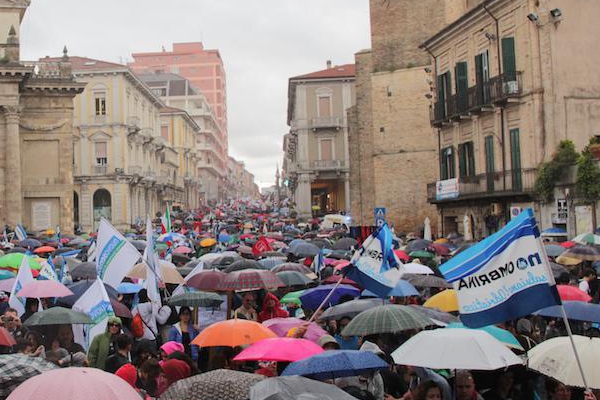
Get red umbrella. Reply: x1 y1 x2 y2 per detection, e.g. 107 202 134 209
560 241 576 248
185 269 227 291
218 269 284 291
427 243 450 256
18 280 73 298
33 246 56 254
557 285 592 302
233 338 324 362
333 260 351 271
0 326 16 346
240 234 255 240
394 250 410 262
322 275 361 289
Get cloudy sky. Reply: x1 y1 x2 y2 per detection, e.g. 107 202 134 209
20 0 371 188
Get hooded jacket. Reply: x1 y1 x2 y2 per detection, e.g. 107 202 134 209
87 316 122 370
258 293 289 323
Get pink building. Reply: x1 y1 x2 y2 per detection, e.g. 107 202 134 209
128 42 227 152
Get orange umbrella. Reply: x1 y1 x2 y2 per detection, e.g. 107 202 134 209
191 318 277 348
33 246 56 254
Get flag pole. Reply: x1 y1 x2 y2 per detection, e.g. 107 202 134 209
559 304 589 390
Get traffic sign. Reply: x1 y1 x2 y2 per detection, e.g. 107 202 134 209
374 207 386 227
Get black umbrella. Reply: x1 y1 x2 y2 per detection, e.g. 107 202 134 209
70 261 97 281
223 259 264 273
6 247 27 254
327 250 350 260
333 237 358 251
309 239 332 249
59 280 118 306
406 239 432 252
402 273 451 288
129 240 147 251
172 253 192 265
19 238 42 249
292 242 320 258
562 244 600 261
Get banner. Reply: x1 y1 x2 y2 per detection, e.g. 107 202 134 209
72 277 115 350
144 217 162 310
39 256 58 281
9 256 35 316
96 218 141 288
439 208 560 328
161 204 172 234
252 236 273 256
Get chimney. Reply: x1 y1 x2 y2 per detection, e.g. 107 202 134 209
326 60 332 69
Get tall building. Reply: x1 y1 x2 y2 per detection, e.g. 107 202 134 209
0 0 85 233
422 0 600 239
283 62 354 219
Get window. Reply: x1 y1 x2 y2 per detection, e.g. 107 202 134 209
458 142 475 178
170 66 179 74
475 50 490 103
440 147 455 180
152 88 166 96
94 92 106 115
95 142 108 165
320 139 333 160
455 61 468 111
161 125 169 141
190 67 195 74
501 37 516 76
437 71 452 118
485 136 495 191
318 96 332 118
510 129 522 190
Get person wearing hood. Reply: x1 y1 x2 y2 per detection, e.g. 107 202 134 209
132 289 172 351
156 359 191 397
258 292 289 322
88 316 123 370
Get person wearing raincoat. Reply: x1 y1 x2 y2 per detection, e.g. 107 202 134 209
257 292 288 322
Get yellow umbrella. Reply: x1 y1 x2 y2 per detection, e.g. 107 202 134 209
127 260 184 284
555 255 582 266
433 238 448 244
200 238 217 248
45 229 55 236
423 289 458 312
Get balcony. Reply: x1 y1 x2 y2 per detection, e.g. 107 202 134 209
94 165 109 175
310 160 346 170
426 168 537 203
127 165 143 176
310 116 342 130
143 170 156 182
89 114 109 125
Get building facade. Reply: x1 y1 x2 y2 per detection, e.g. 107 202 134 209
283 63 354 219
0 0 85 233
422 0 600 239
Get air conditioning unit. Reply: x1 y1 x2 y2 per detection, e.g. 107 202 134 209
491 203 503 215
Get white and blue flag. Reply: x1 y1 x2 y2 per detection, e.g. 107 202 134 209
345 224 404 298
439 208 560 328
9 255 34 316
311 249 325 276
39 256 58 281
15 224 27 241
96 218 141 288
72 277 115 350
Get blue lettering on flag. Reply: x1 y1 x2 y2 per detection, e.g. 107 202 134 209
97 236 125 278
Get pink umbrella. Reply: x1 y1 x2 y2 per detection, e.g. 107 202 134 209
263 317 328 343
173 246 193 254
233 337 324 362
18 280 73 298
0 278 15 292
7 367 142 400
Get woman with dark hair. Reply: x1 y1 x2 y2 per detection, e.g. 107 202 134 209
167 306 199 362
413 380 443 400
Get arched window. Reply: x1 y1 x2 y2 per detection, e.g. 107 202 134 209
93 189 112 230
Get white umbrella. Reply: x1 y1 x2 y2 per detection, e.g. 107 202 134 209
400 263 434 275
423 217 432 241
391 328 523 370
528 335 599 389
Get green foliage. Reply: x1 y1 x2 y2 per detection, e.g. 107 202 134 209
534 140 580 202
575 148 600 203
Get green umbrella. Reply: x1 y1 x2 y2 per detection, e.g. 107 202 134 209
155 243 169 251
23 307 93 326
0 254 42 270
168 292 224 308
275 271 313 287
341 304 433 336
409 250 435 259
280 290 305 306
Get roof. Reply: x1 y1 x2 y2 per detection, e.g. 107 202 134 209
159 106 185 113
290 64 355 80
137 73 200 97
39 56 125 72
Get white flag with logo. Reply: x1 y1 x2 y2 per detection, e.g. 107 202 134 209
72 277 115 350
96 218 141 288
9 256 35 316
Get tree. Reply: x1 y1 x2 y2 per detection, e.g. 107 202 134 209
534 140 579 202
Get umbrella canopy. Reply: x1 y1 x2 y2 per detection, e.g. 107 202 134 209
258 257 286 269
129 240 146 251
110 298 132 319
192 319 277 348
544 244 566 257
402 273 451 288
280 290 305 306
555 255 583 266
341 304 433 336
185 269 227 291
33 246 55 254
200 238 217 247
0 354 57 398
299 284 360 310
332 237 358 251
160 369 265 400
393 249 410 262
271 263 313 275
0 270 15 281
291 242 320 258
445 322 523 350
407 239 432 252
234 338 324 362
223 259 264 273
409 250 435 260
561 244 600 261
7 367 141 400
218 269 284 291
550 262 568 278
116 282 143 294
320 298 383 320
392 328 523 370
423 289 458 312
173 246 193 254
0 253 42 270
557 284 592 302
17 280 73 298
0 278 15 292
0 327 15 347
534 300 600 323
402 262 435 275
281 350 388 380
70 261 97 281
427 243 450 256
321 275 361 289
168 291 224 308
23 307 93 326
263 318 327 343
387 280 420 297
249 376 357 400
127 261 184 284
18 238 42 249
528 335 600 389
276 271 313 286
60 280 118 306
573 233 600 245
407 304 459 325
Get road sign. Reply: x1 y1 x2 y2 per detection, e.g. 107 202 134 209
374 207 386 228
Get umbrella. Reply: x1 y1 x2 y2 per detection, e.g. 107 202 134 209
281 350 388 380
534 300 600 323
391 328 523 370
223 259 264 273
280 290 305 306
5 247 27 254
321 275 361 289
544 244 566 257
70 261 97 281
218 269 284 291
200 238 217 247
291 242 320 258
0 354 57 398
33 246 56 254
573 233 600 245
332 237 358 251
127 260 184 284
555 255 582 266
423 289 458 312
19 238 42 249
0 327 15 347
233 338 324 362
320 298 382 320
0 278 14 292
23 307 93 326
116 282 143 294
402 273 451 288
299 284 360 310
550 262 568 278
276 271 312 286
387 280 420 297
185 269 227 291
160 369 265 400
393 249 410 262
560 241 576 248
192 319 277 348
557 284 592 302
561 244 600 261
427 243 450 256
407 239 432 252
129 240 146 251
174 246 193 254
271 263 313 275
408 250 435 259
407 304 459 324
249 376 358 400
258 257 286 269
60 281 118 306
445 322 523 350
110 299 132 319
0 270 15 280
168 291 224 308
341 304 433 336
263 318 327 343
7 367 142 400
0 253 42 270
401 262 434 275
528 335 600 389
17 280 73 298
237 245 253 256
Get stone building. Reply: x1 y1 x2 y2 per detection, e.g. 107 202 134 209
348 0 444 234
422 0 600 239
283 62 354 219
0 0 85 233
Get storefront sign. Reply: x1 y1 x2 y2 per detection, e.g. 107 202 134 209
436 178 459 200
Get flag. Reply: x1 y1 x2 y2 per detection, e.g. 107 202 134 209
2 228 7 244
72 277 115 350
161 204 172 234
60 257 72 285
311 249 324 275
87 240 96 262
252 236 272 256
55 226 63 248
96 218 141 288
15 224 27 241
439 208 560 328
9 256 35 316
345 224 403 298
144 217 162 282
39 256 58 281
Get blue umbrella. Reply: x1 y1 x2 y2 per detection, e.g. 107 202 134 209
258 257 286 269
360 279 419 298
534 301 600 323
299 284 360 310
446 322 523 350
218 233 231 243
281 350 388 380
544 244 565 257
541 227 568 235
116 282 143 294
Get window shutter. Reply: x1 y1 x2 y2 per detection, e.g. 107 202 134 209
437 74 445 105
458 144 466 177
475 54 483 85
449 148 456 179
95 142 107 158
468 142 476 177
455 62 468 110
501 37 516 76
440 149 448 180
485 136 495 173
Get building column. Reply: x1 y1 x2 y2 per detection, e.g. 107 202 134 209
344 173 350 214
296 173 312 220
4 106 22 227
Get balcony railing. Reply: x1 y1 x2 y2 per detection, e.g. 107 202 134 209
94 165 109 175
426 167 537 203
310 116 342 130
310 160 346 170
127 165 143 175
90 114 109 125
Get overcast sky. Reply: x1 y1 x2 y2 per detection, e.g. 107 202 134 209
20 0 371 188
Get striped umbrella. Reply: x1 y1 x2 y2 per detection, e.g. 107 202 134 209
218 269 284 291
573 233 600 245
0 354 57 399
276 271 313 286
168 292 224 308
258 257 286 269
561 244 600 261
341 304 433 336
